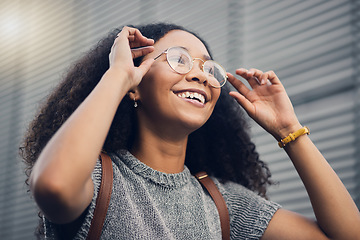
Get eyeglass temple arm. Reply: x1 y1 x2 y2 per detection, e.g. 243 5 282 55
153 50 167 60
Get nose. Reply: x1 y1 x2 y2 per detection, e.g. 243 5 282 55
185 58 208 85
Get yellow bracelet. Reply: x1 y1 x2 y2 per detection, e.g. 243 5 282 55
278 126 310 148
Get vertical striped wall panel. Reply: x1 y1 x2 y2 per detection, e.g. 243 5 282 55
243 0 359 218
351 0 360 208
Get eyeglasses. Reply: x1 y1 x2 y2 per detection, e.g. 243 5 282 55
154 46 227 88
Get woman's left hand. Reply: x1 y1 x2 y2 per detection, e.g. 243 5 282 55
227 68 302 140
229 68 360 240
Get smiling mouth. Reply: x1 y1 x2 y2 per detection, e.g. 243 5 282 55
175 91 206 104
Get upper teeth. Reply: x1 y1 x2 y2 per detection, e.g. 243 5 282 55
177 91 205 104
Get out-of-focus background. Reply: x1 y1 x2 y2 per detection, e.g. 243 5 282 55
0 0 359 239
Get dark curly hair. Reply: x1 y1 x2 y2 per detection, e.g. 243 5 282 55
20 22 273 237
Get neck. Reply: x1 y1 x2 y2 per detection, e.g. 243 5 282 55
130 127 189 174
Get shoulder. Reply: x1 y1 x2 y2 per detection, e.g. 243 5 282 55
213 178 281 239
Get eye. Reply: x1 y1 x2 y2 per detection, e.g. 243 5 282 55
204 64 215 76
166 47 193 74
208 66 214 75
177 55 187 65
169 54 188 66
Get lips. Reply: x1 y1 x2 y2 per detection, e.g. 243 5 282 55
173 89 208 104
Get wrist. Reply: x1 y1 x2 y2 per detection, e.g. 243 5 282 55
99 68 135 104
274 122 303 141
104 68 134 90
277 125 310 148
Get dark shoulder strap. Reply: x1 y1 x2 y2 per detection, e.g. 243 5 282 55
195 171 230 240
85 158 226 239
86 153 113 240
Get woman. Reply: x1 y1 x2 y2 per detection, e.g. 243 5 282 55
21 23 359 239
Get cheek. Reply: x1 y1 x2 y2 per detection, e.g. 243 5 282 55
212 89 221 104
139 66 183 100
140 64 172 89
138 70 160 100
138 71 173 109
140 67 156 87
206 89 221 117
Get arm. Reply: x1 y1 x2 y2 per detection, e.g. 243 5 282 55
29 27 154 224
227 68 360 240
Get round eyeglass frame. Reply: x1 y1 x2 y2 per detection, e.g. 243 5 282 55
153 46 227 88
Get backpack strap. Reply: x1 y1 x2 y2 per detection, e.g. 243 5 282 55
86 153 113 240
195 171 230 240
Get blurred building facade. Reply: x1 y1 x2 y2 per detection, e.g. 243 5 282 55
0 0 359 239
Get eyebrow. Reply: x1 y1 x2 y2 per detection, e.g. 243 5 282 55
181 46 212 60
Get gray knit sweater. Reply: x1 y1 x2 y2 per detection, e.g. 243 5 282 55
44 150 280 239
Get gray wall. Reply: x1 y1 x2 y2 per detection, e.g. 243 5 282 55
0 0 359 239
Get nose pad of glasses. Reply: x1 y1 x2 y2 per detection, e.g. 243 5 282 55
187 59 207 84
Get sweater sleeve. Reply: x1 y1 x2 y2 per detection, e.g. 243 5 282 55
214 179 281 240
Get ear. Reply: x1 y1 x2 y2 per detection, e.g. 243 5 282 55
127 88 141 102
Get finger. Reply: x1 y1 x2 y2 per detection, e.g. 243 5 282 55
126 28 154 48
248 68 264 81
229 91 255 116
136 58 155 78
120 26 142 39
259 72 269 85
235 68 250 80
117 27 154 48
131 46 155 59
115 26 135 40
266 70 281 85
227 73 251 96
236 68 261 89
258 70 281 85
129 36 154 49
250 68 272 86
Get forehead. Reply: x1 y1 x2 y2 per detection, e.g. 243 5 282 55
153 30 210 58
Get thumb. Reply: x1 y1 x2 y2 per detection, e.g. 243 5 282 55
136 58 155 78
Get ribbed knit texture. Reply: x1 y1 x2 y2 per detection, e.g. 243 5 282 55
44 150 281 239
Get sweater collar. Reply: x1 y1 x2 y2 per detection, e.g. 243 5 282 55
114 149 192 188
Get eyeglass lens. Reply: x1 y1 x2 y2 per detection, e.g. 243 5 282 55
166 47 227 88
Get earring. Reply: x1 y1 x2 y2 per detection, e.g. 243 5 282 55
134 97 138 108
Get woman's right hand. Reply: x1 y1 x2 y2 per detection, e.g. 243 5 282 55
109 26 155 90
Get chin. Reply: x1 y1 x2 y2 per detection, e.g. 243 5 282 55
179 116 209 133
